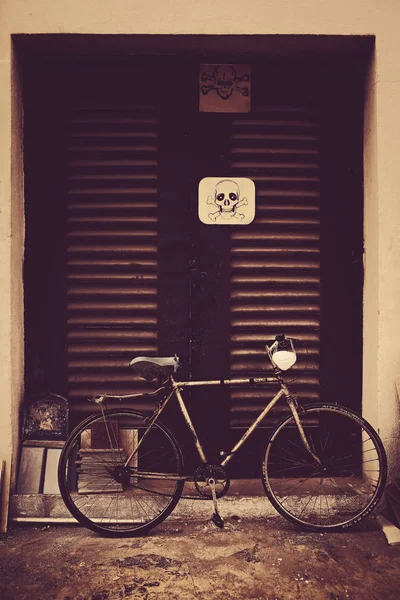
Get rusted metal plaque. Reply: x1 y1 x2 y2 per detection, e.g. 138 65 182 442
23 393 69 441
199 64 251 113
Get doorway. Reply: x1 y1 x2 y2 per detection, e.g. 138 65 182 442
23 54 364 474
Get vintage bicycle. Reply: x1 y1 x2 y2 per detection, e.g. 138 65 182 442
58 334 387 537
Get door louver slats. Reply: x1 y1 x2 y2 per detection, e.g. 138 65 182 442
67 107 159 412
230 106 321 427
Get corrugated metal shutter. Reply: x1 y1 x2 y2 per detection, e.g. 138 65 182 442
230 106 320 427
66 106 159 413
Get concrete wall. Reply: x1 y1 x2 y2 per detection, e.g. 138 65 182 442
0 35 25 532
1 0 400 529
0 44 13 533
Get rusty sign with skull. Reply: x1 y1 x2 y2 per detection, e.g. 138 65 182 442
199 64 251 113
198 177 255 225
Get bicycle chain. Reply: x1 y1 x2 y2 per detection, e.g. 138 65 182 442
193 464 230 499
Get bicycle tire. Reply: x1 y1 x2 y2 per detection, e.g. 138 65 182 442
58 409 184 537
262 403 387 531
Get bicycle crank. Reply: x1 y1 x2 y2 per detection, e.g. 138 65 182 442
194 464 230 499
193 464 229 529
209 477 224 529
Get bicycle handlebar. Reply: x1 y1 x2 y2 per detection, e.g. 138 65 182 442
265 333 300 354
275 333 286 343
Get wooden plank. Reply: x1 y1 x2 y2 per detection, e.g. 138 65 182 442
23 440 65 449
119 429 138 467
0 460 9 534
377 516 400 546
0 461 5 497
395 377 400 400
17 447 46 494
0 460 5 522
43 448 63 494
12 517 79 524
77 449 123 494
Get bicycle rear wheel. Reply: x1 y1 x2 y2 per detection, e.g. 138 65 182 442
262 403 387 531
58 409 184 537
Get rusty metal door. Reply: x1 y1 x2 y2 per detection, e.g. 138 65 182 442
66 104 160 413
157 70 325 465
24 58 364 473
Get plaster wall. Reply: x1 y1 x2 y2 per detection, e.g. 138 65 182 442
0 54 13 533
1 0 400 529
374 78 400 474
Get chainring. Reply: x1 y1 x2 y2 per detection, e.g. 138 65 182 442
194 464 230 499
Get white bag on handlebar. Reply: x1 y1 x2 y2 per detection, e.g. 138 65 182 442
271 338 297 371
272 350 297 370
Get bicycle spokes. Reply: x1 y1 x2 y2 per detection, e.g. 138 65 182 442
59 411 184 536
263 405 386 531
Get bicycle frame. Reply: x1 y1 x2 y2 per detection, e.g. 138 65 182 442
174 378 285 468
121 370 320 471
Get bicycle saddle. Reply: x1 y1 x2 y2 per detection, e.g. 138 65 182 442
129 356 180 383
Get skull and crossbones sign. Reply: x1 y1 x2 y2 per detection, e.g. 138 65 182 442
201 65 249 100
207 180 248 222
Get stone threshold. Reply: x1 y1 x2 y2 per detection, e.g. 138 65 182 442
10 479 269 523
10 479 387 530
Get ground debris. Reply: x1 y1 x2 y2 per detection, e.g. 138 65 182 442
0 519 399 600
91 592 109 600
233 543 261 563
112 553 182 571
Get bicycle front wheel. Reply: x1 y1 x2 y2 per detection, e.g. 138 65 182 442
262 403 387 531
58 409 184 537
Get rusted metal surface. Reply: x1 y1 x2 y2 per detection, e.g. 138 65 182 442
66 106 159 411
229 106 321 427
23 394 69 441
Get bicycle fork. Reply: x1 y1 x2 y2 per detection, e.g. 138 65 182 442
287 396 322 468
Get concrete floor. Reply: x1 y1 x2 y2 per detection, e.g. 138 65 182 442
1 510 400 600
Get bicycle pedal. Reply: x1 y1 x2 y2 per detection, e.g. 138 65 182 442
211 513 224 529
